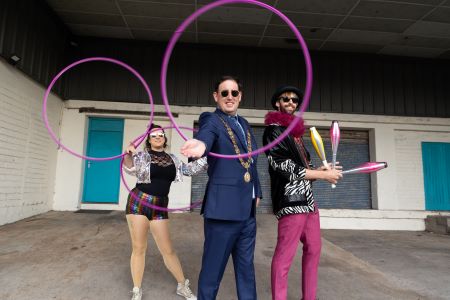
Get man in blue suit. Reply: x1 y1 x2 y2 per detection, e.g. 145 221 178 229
181 75 262 300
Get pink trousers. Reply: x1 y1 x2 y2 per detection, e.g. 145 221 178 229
271 210 321 300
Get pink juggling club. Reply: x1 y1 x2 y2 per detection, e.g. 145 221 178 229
342 162 388 175
330 121 340 169
330 120 340 188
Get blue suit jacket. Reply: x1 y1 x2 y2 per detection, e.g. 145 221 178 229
196 108 262 221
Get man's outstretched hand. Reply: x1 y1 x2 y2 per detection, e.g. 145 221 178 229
181 139 206 158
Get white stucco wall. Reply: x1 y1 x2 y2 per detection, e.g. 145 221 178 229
52 101 199 212
52 108 86 211
395 130 450 211
0 59 63 225
52 100 450 230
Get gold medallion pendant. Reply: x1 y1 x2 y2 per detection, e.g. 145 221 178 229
217 116 253 184
244 171 251 183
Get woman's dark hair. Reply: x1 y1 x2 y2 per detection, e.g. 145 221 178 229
145 123 167 150
214 75 242 92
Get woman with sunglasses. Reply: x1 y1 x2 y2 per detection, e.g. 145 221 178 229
123 124 207 300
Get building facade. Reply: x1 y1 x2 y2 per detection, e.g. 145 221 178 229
1 0 449 229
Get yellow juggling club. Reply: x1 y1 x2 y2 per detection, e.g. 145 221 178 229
310 127 328 168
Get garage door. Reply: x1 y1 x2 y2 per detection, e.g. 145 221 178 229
303 128 371 209
191 126 371 213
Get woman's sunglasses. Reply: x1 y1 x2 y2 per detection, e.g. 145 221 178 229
220 90 240 98
278 96 300 104
149 132 165 138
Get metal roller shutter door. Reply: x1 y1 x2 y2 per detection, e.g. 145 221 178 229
191 126 371 212
303 128 371 209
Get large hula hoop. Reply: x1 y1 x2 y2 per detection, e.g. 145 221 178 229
42 57 154 161
160 0 312 159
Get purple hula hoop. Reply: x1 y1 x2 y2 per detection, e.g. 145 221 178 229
121 125 203 212
42 57 154 161
160 0 313 159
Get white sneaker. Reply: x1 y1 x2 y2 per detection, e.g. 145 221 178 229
176 279 197 300
131 286 142 300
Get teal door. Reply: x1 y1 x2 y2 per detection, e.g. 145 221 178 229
82 118 124 203
422 142 450 211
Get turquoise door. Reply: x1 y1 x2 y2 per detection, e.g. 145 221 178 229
82 118 124 203
422 142 450 211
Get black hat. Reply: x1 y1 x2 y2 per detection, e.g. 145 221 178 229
271 85 303 110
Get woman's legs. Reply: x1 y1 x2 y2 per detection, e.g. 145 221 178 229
126 214 151 288
150 219 186 283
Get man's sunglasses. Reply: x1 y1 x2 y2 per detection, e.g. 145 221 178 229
220 90 240 98
149 132 165 138
278 96 300 104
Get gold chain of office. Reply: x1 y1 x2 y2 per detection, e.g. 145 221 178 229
218 116 252 183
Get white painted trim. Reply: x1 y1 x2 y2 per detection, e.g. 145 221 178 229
320 217 426 231
319 209 450 219
320 210 450 231
64 100 450 128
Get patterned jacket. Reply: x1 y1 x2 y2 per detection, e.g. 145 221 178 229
123 151 208 183
262 111 315 219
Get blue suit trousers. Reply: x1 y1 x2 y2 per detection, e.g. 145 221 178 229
198 217 257 300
